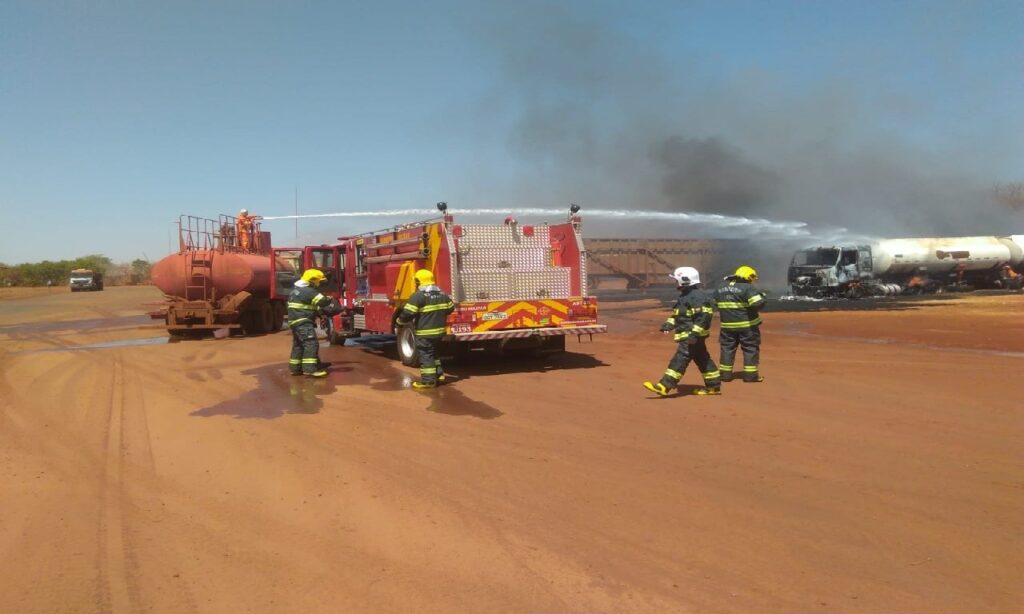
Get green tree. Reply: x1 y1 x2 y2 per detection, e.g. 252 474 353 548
71 254 113 273
7 255 115 286
129 259 152 284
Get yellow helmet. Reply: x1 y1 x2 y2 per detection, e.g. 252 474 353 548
734 265 758 281
414 269 435 286
301 268 326 286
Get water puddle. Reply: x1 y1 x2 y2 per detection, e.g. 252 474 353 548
9 336 169 354
0 314 151 334
192 363 349 419
337 343 503 419
421 385 503 419
192 341 504 420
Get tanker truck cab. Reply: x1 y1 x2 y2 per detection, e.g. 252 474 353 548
788 245 873 298
271 246 345 299
270 245 347 340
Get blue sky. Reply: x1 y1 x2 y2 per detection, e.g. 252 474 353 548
2 1 1022 263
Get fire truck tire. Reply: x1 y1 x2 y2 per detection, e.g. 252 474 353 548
397 325 419 366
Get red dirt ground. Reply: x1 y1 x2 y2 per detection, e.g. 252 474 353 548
1 287 1021 612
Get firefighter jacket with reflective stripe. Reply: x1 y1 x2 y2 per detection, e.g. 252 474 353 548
397 285 455 338
287 285 336 327
714 280 766 329
660 287 715 341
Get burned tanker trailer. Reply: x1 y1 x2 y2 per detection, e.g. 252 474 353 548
788 235 1024 298
150 214 288 336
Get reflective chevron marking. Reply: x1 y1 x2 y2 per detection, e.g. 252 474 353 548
452 325 607 341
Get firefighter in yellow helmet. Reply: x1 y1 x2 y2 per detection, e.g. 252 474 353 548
714 265 767 382
287 268 341 377
396 269 455 390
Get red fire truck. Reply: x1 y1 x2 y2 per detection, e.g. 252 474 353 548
270 204 607 365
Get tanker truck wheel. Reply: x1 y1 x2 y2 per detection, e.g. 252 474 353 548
270 302 286 332
397 325 419 367
257 302 274 334
240 309 268 335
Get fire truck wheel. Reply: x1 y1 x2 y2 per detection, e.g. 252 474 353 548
397 325 419 366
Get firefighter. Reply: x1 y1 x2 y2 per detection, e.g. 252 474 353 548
714 265 767 383
396 269 455 390
287 268 340 377
237 209 255 252
642 266 721 397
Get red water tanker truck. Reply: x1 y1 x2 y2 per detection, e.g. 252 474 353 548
150 214 287 336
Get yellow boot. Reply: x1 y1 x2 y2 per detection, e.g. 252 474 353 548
642 381 670 397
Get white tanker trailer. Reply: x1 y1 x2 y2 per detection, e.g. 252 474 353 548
787 235 1024 298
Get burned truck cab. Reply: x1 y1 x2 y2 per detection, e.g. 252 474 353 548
787 245 873 298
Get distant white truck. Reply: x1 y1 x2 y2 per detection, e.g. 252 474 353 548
69 269 104 292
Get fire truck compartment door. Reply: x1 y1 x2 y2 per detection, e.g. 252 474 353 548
388 262 416 300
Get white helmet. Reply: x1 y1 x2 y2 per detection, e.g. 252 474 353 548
669 266 700 287
239 209 248 215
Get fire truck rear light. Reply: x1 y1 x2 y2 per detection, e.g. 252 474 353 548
453 225 463 238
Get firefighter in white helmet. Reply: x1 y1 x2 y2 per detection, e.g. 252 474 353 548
642 266 722 397
237 209 255 252
396 269 455 390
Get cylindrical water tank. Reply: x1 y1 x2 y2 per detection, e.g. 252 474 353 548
1000 236 1024 268
872 237 1015 275
152 249 272 299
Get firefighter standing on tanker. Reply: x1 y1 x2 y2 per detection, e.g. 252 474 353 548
642 266 722 397
396 269 455 390
237 209 256 252
714 265 767 382
287 269 341 378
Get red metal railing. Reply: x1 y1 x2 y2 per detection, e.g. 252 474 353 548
176 214 265 301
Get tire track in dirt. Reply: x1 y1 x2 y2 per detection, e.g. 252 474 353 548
115 351 200 612
95 356 136 613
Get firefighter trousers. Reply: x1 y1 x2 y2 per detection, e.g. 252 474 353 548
416 336 444 385
289 322 321 374
718 327 761 381
659 338 720 389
